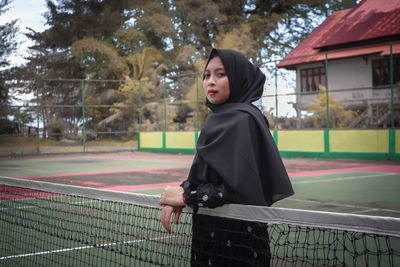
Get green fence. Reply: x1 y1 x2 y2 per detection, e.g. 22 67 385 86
1 44 399 159
1 73 205 156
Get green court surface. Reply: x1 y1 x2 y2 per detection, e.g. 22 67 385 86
279 172 400 217
0 153 399 217
0 156 190 177
132 171 400 218
1 153 400 266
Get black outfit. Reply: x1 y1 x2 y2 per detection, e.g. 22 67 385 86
182 49 294 266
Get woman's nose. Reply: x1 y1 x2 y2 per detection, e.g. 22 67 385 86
207 75 216 85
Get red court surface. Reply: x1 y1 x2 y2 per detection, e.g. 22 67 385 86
2 152 399 191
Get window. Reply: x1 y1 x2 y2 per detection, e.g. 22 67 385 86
372 56 400 87
300 67 326 92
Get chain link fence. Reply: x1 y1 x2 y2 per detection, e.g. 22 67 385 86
1 46 399 156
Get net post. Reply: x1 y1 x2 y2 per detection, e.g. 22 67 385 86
36 78 40 154
324 53 330 154
81 79 86 152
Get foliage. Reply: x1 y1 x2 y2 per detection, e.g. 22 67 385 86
0 0 18 68
306 85 358 128
112 80 156 126
72 34 165 129
7 0 361 135
0 0 19 107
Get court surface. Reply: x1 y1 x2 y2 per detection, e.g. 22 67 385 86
1 151 399 218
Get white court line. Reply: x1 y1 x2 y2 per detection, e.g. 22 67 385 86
0 200 96 211
354 209 381 214
0 235 173 260
288 198 400 214
292 173 397 184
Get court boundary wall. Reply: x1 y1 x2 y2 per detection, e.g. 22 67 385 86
138 129 400 160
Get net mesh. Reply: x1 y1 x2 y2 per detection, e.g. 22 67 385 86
0 184 191 266
1 177 399 267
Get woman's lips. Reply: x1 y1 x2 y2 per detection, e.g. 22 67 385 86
207 89 217 95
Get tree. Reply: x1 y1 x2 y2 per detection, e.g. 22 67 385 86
19 0 362 134
0 0 18 103
20 0 135 139
72 34 165 131
0 0 21 134
306 85 358 128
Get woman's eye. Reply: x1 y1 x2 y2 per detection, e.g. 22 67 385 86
203 73 210 79
217 73 226 77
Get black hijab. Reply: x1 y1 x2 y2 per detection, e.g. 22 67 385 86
188 49 294 206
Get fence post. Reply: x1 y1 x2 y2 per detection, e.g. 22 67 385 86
163 77 166 150
36 79 40 154
195 74 200 144
389 43 395 159
324 53 330 155
138 80 142 150
274 61 278 144
81 79 86 152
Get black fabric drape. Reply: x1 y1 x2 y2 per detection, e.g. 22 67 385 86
187 49 294 206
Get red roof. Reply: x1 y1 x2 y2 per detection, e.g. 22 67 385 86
278 0 400 69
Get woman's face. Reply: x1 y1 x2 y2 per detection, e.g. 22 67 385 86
203 56 230 105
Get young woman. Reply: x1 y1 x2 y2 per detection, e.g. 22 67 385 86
159 49 294 266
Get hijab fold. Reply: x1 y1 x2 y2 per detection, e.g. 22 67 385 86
188 49 294 206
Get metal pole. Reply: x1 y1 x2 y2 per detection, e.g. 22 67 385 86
196 74 200 131
274 61 278 143
324 53 330 154
325 53 329 129
195 74 200 145
81 80 86 152
389 43 395 159
163 77 167 150
139 81 142 132
36 79 40 153
390 43 394 128
164 77 167 131
138 81 142 150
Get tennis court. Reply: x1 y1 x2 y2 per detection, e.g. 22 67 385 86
1 152 399 217
1 152 400 266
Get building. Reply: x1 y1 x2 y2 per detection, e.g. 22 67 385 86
278 0 400 128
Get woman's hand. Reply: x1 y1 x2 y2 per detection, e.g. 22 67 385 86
159 185 185 206
160 205 183 233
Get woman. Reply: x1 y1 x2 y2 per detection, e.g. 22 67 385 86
159 49 294 266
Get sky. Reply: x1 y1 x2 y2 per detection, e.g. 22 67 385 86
0 0 48 66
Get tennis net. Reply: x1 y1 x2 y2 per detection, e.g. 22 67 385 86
1 176 399 266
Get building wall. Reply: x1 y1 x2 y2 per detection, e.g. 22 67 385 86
328 56 371 91
294 55 396 110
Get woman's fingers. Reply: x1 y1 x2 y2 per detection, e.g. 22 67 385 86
161 205 173 233
160 205 183 233
173 207 182 225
